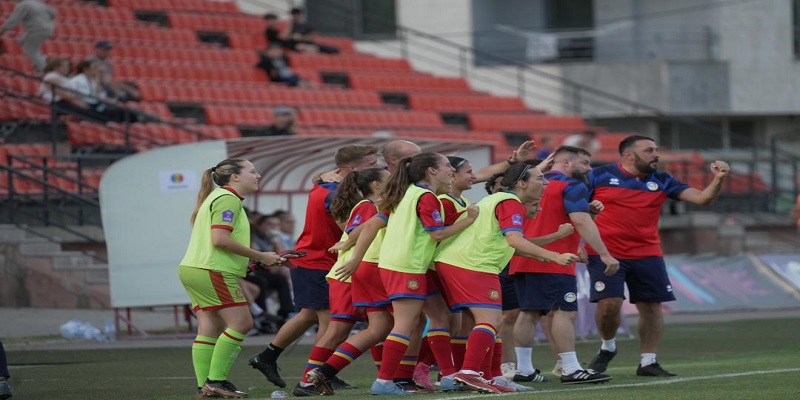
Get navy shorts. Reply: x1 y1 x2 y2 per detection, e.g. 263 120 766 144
513 272 578 312
587 255 676 304
499 265 518 311
290 267 330 310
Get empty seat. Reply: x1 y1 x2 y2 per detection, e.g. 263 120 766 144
408 94 528 112
349 74 470 92
469 114 587 132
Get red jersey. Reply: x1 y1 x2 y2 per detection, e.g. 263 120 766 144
294 181 342 271
509 172 588 276
586 163 689 259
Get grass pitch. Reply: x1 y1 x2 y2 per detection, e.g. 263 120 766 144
6 316 800 399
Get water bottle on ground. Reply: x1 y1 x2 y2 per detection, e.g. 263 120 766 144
271 390 289 398
103 318 117 341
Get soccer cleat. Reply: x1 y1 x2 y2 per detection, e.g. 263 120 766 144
500 362 517 380
512 369 550 383
201 379 248 398
488 379 517 393
371 380 413 395
551 359 563 377
439 376 461 392
413 362 436 392
291 382 326 397
248 354 286 388
452 373 501 394
587 349 617 373
493 376 534 392
327 375 356 390
195 387 217 399
304 368 335 395
560 369 612 385
0 380 12 400
637 363 677 377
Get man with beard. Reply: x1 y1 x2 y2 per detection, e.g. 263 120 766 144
509 146 617 384
585 135 729 377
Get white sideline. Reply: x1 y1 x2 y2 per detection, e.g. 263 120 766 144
430 368 800 399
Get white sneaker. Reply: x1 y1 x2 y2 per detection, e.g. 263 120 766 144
552 359 563 377
494 376 534 392
500 362 517 380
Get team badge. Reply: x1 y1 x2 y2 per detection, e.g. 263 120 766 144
511 214 524 226
432 210 443 223
234 289 245 301
646 181 659 191
564 292 577 303
594 281 605 292
352 215 362 225
489 289 500 300
407 279 420 290
609 178 619 185
221 210 234 222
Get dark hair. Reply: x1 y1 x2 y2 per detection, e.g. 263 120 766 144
618 135 654 155
190 158 247 225
334 145 379 168
447 156 468 172
379 153 443 213
75 59 95 74
330 168 385 222
263 13 278 20
290 7 304 15
500 159 544 189
485 172 505 195
553 145 591 158
43 57 68 74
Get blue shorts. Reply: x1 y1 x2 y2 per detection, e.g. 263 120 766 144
499 265 518 311
513 272 578 312
587 255 676 304
290 267 330 310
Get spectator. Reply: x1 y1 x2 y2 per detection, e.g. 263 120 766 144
272 209 297 249
252 214 287 253
534 136 555 159
256 44 314 88
562 131 601 154
285 7 339 54
86 41 141 102
39 57 87 113
0 0 55 72
263 13 286 47
268 107 297 136
67 59 138 123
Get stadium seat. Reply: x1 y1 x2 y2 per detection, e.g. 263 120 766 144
349 75 471 92
469 114 588 132
408 94 529 112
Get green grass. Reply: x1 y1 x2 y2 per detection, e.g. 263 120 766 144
6 317 800 399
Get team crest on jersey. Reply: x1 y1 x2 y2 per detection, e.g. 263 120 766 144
594 281 605 292
646 181 659 191
609 178 620 185
234 289 245 301
511 214 524 226
431 210 443 223
407 279 420 290
564 292 577 303
221 210 234 222
488 289 500 300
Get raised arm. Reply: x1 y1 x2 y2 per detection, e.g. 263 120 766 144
677 161 730 206
473 140 536 182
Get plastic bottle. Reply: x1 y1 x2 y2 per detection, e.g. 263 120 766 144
103 318 117 341
270 390 289 398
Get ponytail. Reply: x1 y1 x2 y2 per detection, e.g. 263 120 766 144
330 167 386 222
379 153 442 213
190 158 246 225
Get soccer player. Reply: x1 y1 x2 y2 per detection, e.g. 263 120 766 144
249 145 379 388
434 162 579 393
510 146 618 385
585 135 729 377
178 159 286 399
292 167 389 396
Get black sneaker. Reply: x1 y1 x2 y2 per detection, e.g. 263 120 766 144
512 369 550 383
587 350 617 373
560 369 612 385
328 376 357 390
0 379 11 400
637 363 677 377
201 379 248 398
292 382 326 397
248 354 286 388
